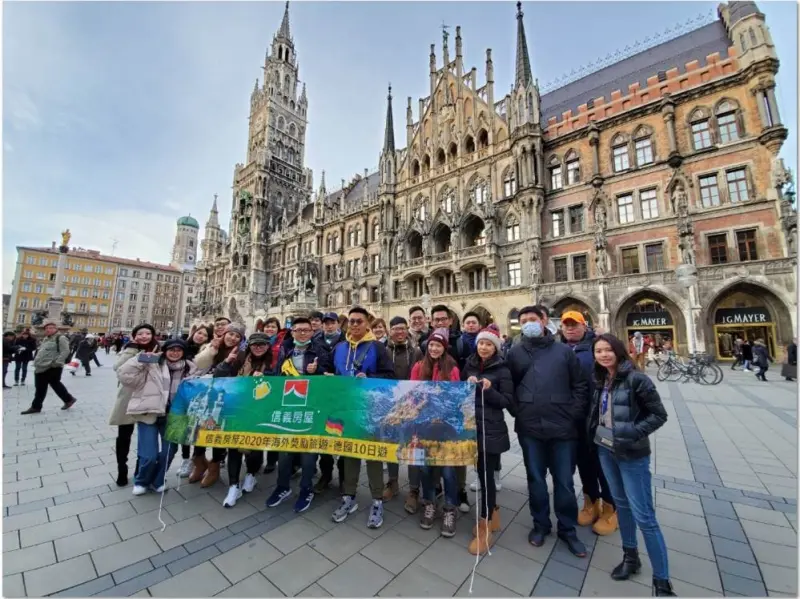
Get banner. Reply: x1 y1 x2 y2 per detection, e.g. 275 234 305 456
165 376 478 466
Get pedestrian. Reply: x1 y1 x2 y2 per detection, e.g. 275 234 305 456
114 335 124 353
330 306 395 527
3 331 17 389
73 333 96 376
590 333 674 596
214 332 274 507
782 338 797 381
506 305 589 557
741 338 753 371
117 338 196 495
559 311 618 536
383 316 424 510
21 321 77 414
266 318 331 513
12 329 37 386
371 318 388 345
630 332 646 371
261 316 293 472
190 322 246 486
460 312 482 359
411 328 461 537
752 338 772 382
462 324 513 554
108 324 159 486
730 337 744 370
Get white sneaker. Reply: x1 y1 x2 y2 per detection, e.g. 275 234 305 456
495 470 502 492
223 485 243 508
470 479 480 492
178 459 192 478
152 484 167 493
132 485 148 496
242 473 257 493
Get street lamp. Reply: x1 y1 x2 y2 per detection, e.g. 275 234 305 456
675 263 698 356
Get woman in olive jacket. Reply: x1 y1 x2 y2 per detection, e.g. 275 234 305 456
461 325 513 556
588 333 675 597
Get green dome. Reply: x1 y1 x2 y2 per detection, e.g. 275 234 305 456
177 215 199 228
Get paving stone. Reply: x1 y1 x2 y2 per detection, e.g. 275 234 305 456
227 514 260 535
183 527 234 553
701 496 737 520
540 557 585 590
114 506 177 540
666 550 722 592
664 481 715 497
721 571 768 596
3 476 46 494
749 539 798 569
7 497 55 516
729 495 774 510
3 541 57 576
2 507 50 532
53 574 115 596
22 553 98 596
710 536 757 565
166 544 221 576
91 533 163 575
162 493 220 522
18 482 71 503
760 563 798 594
579 566 651 596
378 563 459 597
655 507 709 535
531 576 579 597
112 559 154 584
212 536 283 584
297 582 331 597
265 516 327 555
3 531 20 552
96 567 172 596
53 484 114 505
262 545 337 597
705 514 748 543
55 522 122 561
770 501 797 514
318 553 393 596
390 515 441 547
245 515 290 538
3 573 26 598
495 522 555 565
356 529 426 575
149 562 230 597
716 556 765 583
216 532 251 553
151 514 215 551
77 501 137 530
150 545 189 568
655 493 704 516
307 523 373 565
474 544 543 595
735 504 792 527
217 572 285 597
741 519 797 546
20 513 82 547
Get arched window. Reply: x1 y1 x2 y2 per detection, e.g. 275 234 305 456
277 116 285 131
470 178 488 205
284 75 291 90
372 220 380 241
355 226 362 246
503 168 517 197
348 228 356 247
288 123 297 137
632 125 654 167
689 107 713 150
423 155 431 171
414 197 428 221
464 135 475 154
412 160 420 177
565 150 580 185
740 32 748 52
749 27 757 46
548 155 563 190
442 187 455 213
436 148 446 166
611 133 630 172
477 129 489 149
715 99 741 144
506 215 521 242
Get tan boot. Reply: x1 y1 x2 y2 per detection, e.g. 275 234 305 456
200 461 221 488
468 519 494 555
404 488 420 514
578 496 600 527
188 455 208 484
592 501 619 536
473 506 501 536
382 479 400 502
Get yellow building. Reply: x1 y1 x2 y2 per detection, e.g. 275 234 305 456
8 245 118 334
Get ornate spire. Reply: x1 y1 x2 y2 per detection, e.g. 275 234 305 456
383 84 395 154
515 1 533 89
207 194 220 228
278 1 291 40
300 82 307 103
318 170 327 196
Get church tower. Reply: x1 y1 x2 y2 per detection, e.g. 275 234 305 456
171 215 200 269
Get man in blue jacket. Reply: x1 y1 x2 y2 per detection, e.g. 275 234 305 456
330 307 395 529
559 311 617 536
507 306 589 557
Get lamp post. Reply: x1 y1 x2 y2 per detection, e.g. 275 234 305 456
676 263 698 356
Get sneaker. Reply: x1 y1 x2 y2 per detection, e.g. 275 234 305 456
494 470 502 492
242 473 257 493
458 489 470 513
177 459 192 478
151 484 167 493
441 507 457 538
20 408 41 415
331 495 358 523
223 485 243 508
13 382 19 386
132 485 148 496
266 487 292 508
294 488 314 513
313 474 332 494
367 500 384 529
420 500 436 529
470 478 480 492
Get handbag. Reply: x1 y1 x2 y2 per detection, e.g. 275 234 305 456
594 425 614 452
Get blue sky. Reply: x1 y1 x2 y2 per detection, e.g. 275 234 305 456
3 1 797 294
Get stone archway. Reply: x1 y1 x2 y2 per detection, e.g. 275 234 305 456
612 290 688 355
703 280 794 360
467 305 495 328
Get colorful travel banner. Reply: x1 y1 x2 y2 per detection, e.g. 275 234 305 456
165 375 478 466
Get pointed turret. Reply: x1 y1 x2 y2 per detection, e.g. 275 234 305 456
383 84 396 154
278 0 291 41
300 82 307 104
515 1 533 89
208 194 220 228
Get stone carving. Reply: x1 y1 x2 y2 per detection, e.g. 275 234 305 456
679 236 696 265
595 248 608 276
484 220 494 246
395 241 405 263
672 183 689 217
529 240 541 286
450 228 460 251
594 202 607 229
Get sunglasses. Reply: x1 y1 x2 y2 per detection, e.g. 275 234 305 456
349 319 365 325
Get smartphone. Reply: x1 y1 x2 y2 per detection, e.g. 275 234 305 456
137 353 160 364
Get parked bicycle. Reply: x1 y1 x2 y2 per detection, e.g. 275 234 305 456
656 352 723 385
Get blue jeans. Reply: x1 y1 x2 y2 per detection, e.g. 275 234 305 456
420 466 458 507
598 448 669 580
135 418 177 488
518 435 578 535
277 452 317 491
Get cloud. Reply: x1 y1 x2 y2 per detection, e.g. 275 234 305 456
5 90 43 131
4 142 14 154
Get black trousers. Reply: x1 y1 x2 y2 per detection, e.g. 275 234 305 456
116 424 140 475
2 361 9 386
193 446 227 462
93 354 101 366
13 360 29 383
181 445 191 460
576 433 614 506
319 454 344 479
228 450 263 485
476 451 501 519
31 368 74 411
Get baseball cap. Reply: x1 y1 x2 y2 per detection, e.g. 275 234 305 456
560 311 586 325
322 312 339 322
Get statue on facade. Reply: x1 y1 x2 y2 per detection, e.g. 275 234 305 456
450 228 459 251
395 241 405 264
529 240 541 286
672 184 689 218
679 235 696 266
336 258 344 281
593 202 607 230
595 248 608 277
484 220 494 246
594 224 607 250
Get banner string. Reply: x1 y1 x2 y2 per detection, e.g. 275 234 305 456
157 443 174 532
468 383 491 594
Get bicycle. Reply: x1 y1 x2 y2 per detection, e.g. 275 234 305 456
656 352 723 385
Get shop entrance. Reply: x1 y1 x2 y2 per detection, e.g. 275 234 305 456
710 289 781 361
614 292 685 354
508 309 521 339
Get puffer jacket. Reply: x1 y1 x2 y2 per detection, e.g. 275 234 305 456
117 356 196 423
108 346 142 426
752 341 771 371
462 353 513 455
587 360 668 461
386 340 423 380
13 336 37 363
33 333 70 374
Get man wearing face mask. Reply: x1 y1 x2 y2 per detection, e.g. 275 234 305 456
507 305 589 558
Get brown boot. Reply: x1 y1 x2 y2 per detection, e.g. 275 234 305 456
473 506 501 536
200 460 221 488
578 496 600 527
468 518 494 555
404 488 420 514
188 455 208 484
382 479 400 502
592 501 619 536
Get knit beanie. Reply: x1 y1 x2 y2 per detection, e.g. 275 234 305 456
427 328 450 351
162 338 187 353
389 316 408 328
476 324 503 354
226 323 246 338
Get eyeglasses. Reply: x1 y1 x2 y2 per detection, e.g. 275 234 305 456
349 319 365 325
293 328 312 334
432 317 449 324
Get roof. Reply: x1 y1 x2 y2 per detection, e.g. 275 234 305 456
540 20 732 124
323 171 381 209
18 246 182 273
177 215 200 228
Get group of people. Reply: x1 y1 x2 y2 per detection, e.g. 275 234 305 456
99 304 677 596
2 328 38 388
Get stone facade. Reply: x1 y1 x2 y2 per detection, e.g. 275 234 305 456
195 0 796 360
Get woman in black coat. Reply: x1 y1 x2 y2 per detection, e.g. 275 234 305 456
589 334 675 597
13 329 37 385
461 325 513 555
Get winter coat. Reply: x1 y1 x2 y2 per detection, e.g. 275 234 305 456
271 340 332 376
587 360 668 461
462 353 513 455
741 342 753 362
410 361 461 382
386 341 423 380
75 338 97 362
752 342 771 371
185 341 207 362
332 337 395 378
788 342 797 366
506 333 589 441
117 356 196 423
3 338 15 363
108 347 144 426
194 342 237 373
562 330 597 428
33 333 71 374
13 336 37 363
314 330 344 354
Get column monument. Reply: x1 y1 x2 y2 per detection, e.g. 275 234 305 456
46 230 72 332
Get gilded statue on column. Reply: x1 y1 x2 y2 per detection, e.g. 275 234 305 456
61 229 71 247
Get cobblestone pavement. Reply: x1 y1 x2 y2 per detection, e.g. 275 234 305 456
3 362 797 597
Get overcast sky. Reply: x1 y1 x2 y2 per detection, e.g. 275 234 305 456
3 1 797 294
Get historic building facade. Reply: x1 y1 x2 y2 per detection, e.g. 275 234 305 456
195 0 796 361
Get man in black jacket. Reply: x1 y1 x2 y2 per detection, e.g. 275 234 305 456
507 305 589 557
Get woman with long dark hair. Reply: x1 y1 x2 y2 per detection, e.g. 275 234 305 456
13 328 37 386
589 333 675 596
410 329 461 537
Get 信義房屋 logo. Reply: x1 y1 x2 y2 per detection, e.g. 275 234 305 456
257 379 314 432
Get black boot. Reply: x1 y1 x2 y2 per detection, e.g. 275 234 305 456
611 547 641 580
652 578 677 597
115 438 129 486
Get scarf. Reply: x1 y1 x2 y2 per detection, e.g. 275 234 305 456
165 359 186 402
461 331 478 353
239 353 269 377
324 330 341 344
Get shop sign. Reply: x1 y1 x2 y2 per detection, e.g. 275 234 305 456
626 311 673 327
715 307 771 325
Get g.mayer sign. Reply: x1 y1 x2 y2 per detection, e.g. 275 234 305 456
714 307 771 325
626 311 673 328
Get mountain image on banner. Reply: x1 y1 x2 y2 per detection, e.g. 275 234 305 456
282 379 309 407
